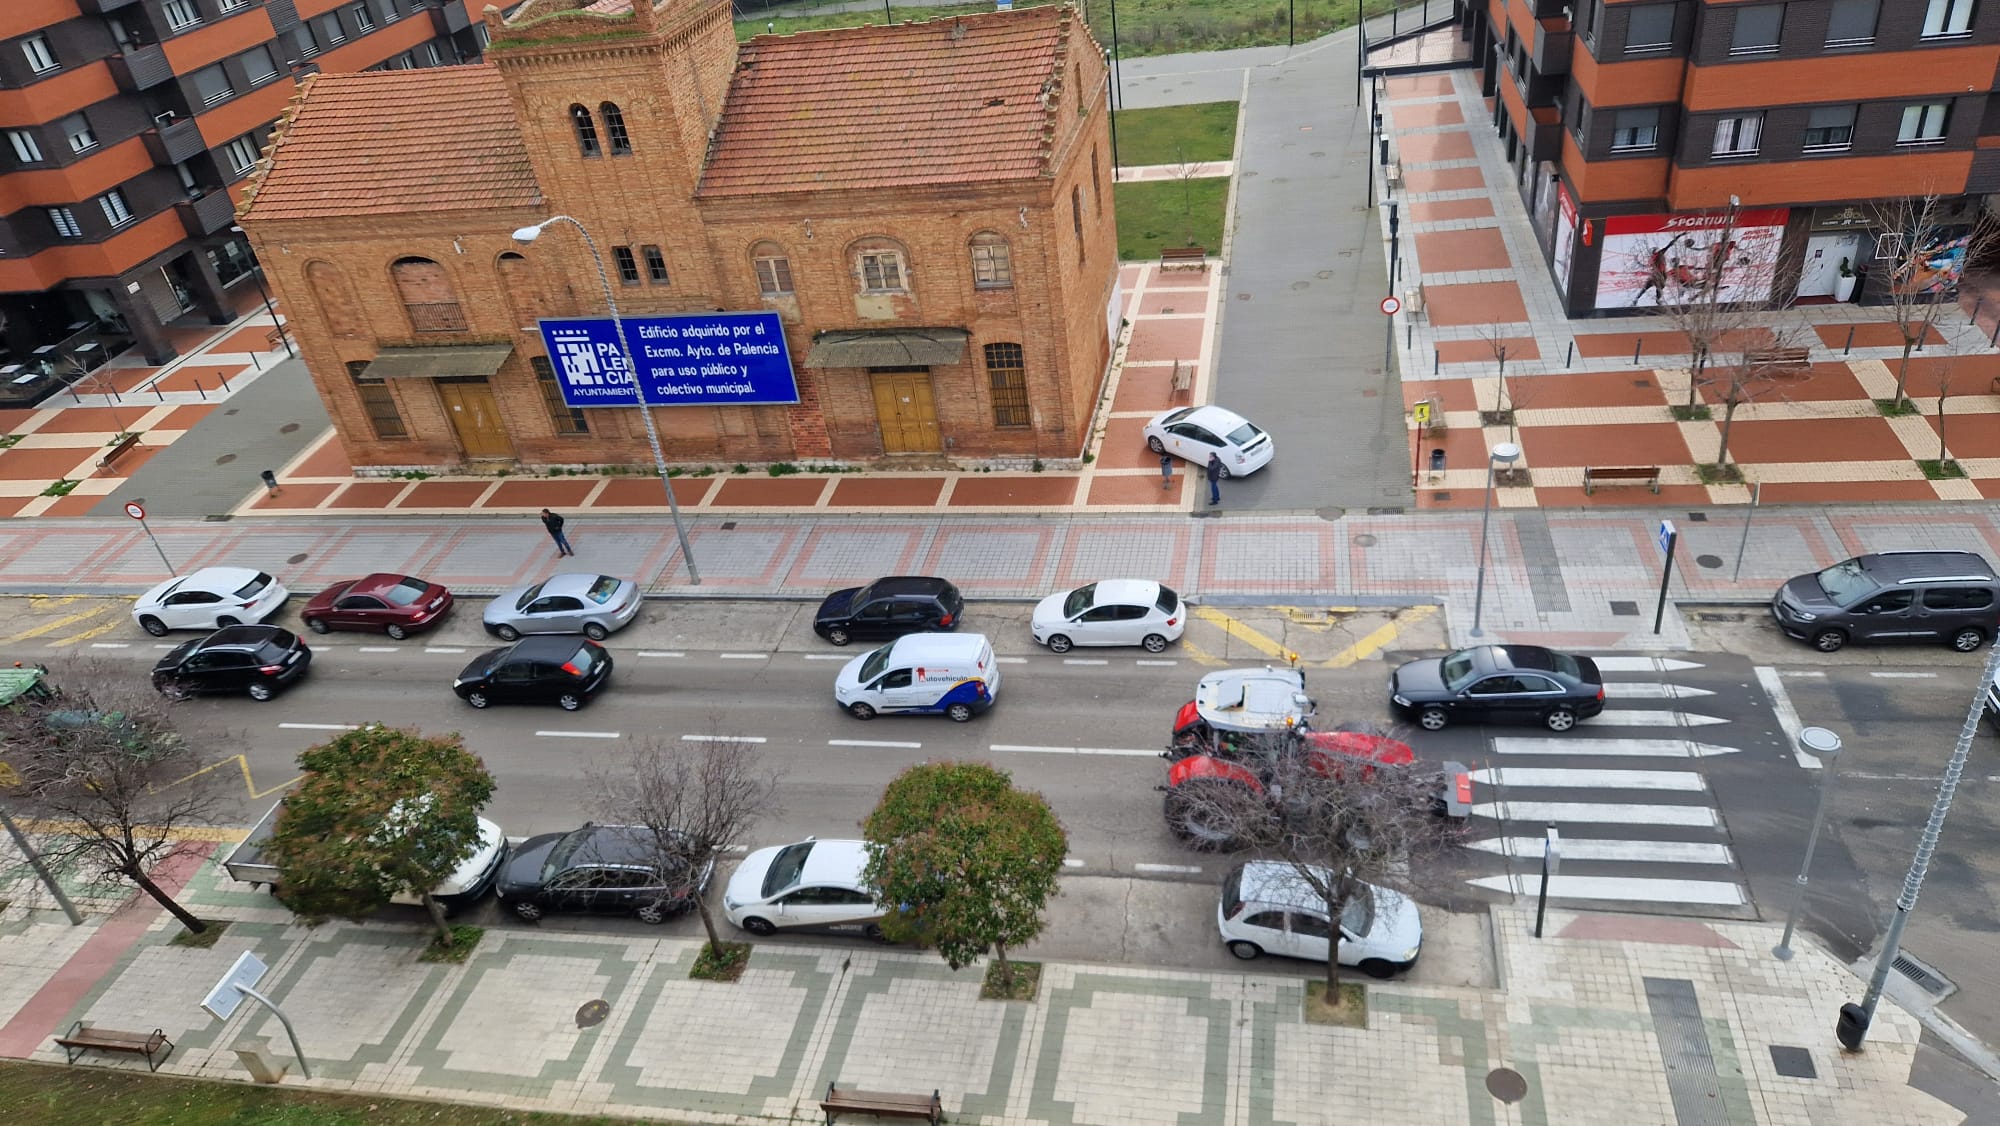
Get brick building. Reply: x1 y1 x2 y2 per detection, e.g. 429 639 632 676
236 0 1119 471
1463 0 2000 314
0 0 483 398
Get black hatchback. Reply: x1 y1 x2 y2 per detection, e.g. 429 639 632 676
453 636 611 711
496 823 715 925
1390 644 1604 732
814 576 964 646
152 625 312 702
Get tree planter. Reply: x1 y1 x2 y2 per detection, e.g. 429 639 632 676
1834 274 1858 302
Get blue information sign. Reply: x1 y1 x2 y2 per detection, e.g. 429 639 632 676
536 311 799 408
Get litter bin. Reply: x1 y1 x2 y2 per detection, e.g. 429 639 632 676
1835 1002 1869 1050
1428 448 1446 477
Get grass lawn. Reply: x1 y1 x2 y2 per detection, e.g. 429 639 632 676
1115 178 1229 261
1112 103 1239 167
0 1059 675 1126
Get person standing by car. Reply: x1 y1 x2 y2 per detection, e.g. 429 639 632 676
1160 452 1175 490
1205 453 1223 507
540 508 574 557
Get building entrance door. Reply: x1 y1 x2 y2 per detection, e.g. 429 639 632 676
870 370 940 453
438 379 515 460
1797 231 1861 298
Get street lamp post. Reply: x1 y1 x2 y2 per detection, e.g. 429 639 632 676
1773 726 1843 961
1468 441 1521 638
228 225 293 358
513 216 702 585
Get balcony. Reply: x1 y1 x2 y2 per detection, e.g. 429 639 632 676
430 2 474 35
265 0 301 32
1533 20 1573 76
176 190 238 238
105 44 174 92
77 0 142 12
142 117 208 166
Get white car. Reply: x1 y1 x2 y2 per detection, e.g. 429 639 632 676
133 567 289 637
723 838 886 938
1031 580 1184 654
1217 860 1422 978
1143 404 1274 477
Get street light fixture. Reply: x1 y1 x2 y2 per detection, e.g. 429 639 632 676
1468 441 1521 638
512 216 701 585
1773 726 1842 961
227 224 293 358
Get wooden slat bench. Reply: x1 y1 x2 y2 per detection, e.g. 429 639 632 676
96 432 141 471
1404 285 1426 322
1745 346 1811 371
1583 465 1660 495
1159 246 1209 271
1385 161 1403 190
821 1082 942 1125
54 1021 175 1071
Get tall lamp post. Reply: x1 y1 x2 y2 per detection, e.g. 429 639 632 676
1772 726 1843 960
512 216 701 585
227 224 293 358
1468 441 1521 638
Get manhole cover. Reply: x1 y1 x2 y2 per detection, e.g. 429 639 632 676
215 453 236 465
225 408 240 416
286 553 308 564
279 422 300 434
1485 1067 1528 1103
720 521 738 531
1353 533 1379 547
1696 553 1723 569
1432 491 1452 502
1160 306 1176 314
1361 389 1379 397
1609 600 1640 616
1686 511 1709 522
576 999 610 1029
1769 1045 1817 1079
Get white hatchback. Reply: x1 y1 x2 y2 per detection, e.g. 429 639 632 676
1143 405 1274 477
723 838 886 938
133 567 290 636
1031 580 1184 654
1216 861 1423 978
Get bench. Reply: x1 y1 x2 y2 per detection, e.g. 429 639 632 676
1160 246 1209 271
1384 161 1403 191
820 1082 942 1125
1745 346 1811 371
54 1021 175 1071
1404 285 1426 322
96 432 141 471
1583 465 1660 495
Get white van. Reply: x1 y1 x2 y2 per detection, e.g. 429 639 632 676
834 632 999 722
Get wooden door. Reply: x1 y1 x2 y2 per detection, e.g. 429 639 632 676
438 381 515 460
870 371 940 454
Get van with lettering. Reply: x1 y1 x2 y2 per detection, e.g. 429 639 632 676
834 633 999 722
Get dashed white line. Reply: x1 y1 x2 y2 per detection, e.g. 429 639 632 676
1135 659 1179 667
1134 863 1202 875
536 730 620 739
988 744 1161 757
1869 671 1939 679
681 734 768 744
828 739 923 749
425 646 466 654
357 646 400 653
802 653 849 660
996 657 1028 664
88 642 129 649
153 643 177 649
1756 666 1817 769
637 650 685 658
279 722 360 731
1062 658 1109 665
718 653 767 660
1778 670 1826 679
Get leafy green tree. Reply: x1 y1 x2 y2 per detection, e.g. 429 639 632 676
861 762 1066 989
265 725 494 943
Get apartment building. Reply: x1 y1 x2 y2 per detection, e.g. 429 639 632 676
1467 0 2000 314
0 1 483 399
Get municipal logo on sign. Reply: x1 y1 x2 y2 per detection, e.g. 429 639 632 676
546 322 636 405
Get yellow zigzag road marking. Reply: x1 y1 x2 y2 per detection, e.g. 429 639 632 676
13 816 249 843
1177 639 1229 667
1191 607 1298 663
26 595 85 608
1321 605 1437 669
5 603 120 643
49 618 127 648
162 753 301 800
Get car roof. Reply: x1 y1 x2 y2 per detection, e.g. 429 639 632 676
1858 551 1997 583
1182 405 1250 430
195 625 289 650
1083 579 1160 606
1235 860 1345 908
1487 645 1555 671
797 838 870 885
186 566 264 591
1194 666 1311 731
565 824 664 867
541 572 623 595
885 632 990 663
861 576 956 598
507 635 595 659
346 572 424 595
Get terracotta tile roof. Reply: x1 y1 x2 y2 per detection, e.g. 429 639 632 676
700 7 1076 197
241 68 541 222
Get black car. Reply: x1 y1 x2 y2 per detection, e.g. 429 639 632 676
1389 644 1603 732
814 576 964 646
496 823 715 925
151 625 311 702
453 636 611 711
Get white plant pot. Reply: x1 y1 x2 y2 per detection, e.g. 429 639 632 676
1835 275 1858 302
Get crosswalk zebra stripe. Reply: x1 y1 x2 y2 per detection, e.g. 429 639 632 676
1464 837 1735 864
1591 657 1704 672
1491 737 1740 757
1468 873 1745 905
1468 767 1707 791
1469 801 1719 827
1581 709 1727 727
1602 683 1715 699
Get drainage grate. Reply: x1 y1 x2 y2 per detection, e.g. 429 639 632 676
1687 511 1709 522
719 521 737 531
1609 600 1640 616
1892 952 1953 997
1769 1045 1817 1079
1432 492 1452 502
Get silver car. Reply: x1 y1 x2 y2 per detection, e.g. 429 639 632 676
483 573 642 641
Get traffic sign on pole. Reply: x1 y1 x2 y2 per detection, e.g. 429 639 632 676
124 501 145 521
1380 295 1402 316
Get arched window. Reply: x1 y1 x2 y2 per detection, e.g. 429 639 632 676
851 237 909 293
751 240 794 296
570 104 600 158
601 102 631 156
969 232 1013 289
495 251 544 331
391 257 466 332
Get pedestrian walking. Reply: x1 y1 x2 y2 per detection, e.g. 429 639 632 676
1205 453 1223 507
541 508 574 557
1160 452 1175 489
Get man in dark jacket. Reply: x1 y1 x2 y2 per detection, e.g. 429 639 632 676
1205 454 1223 507
541 508 574 557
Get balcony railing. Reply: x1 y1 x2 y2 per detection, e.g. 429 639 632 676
106 44 173 92
176 190 238 238
77 0 142 13
142 117 207 166
406 302 469 333
1533 21 1573 76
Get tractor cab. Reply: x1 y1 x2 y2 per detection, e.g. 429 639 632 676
1168 666 1314 759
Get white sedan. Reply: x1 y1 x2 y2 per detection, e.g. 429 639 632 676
1031 580 1184 654
133 567 290 636
1143 404 1274 477
722 838 886 939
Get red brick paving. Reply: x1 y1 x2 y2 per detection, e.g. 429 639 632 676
1409 198 1496 223
218 327 279 352
1413 487 1501 510
1433 337 1540 364
1410 424 1509 476
1535 484 1714 508
594 476 716 506
250 482 340 509
1514 370 1669 408
1571 331 1695 358
23 406 134 434
1760 480 1944 503
39 492 108 516
1923 415 2000 458
156 403 219 430
1123 318 1206 364
1719 416 1909 463
1111 365 1188 414
1403 166 1486 193
1694 363 1865 403
827 477 947 506
1385 74 1456 97
149 365 241 395
160 325 220 353
1413 228 1511 272
486 478 599 508
0 409 36 435
1517 421 1695 468
709 476 829 506
1393 101 1465 127
325 481 412 509
1135 291 1208 315
290 436 353 477
1402 379 1484 412
1098 417 1164 470
0 445 92 480
1397 132 1476 163
947 475 1080 507
401 479 493 508
1422 282 1527 327
1146 271 1211 291
1814 322 1946 349
1891 353 2000 398
0 495 36 517
1085 474 1185 506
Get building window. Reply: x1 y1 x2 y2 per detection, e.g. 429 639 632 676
223 134 261 174
985 343 1030 428
99 190 134 228
970 233 1014 289
531 356 590 435
1899 102 1951 144
1623 5 1673 52
1729 4 1783 54
192 64 233 106
1825 0 1877 45
244 46 279 86
571 105 600 158
320 13 346 44
1071 186 1085 263
1091 146 1104 216
219 0 248 11
22 33 59 75
391 257 468 332
293 24 320 57
353 3 375 32
47 207 81 239
349 361 407 439
612 246 641 285
61 114 96 154
376 0 401 23
1802 105 1856 151
8 130 43 164
1610 108 1659 152
602 103 631 155
163 0 203 32
858 249 906 292
752 243 794 295
424 42 442 66
641 245 669 284
1712 114 1762 158
1923 0 1975 38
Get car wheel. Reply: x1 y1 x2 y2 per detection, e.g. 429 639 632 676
246 682 275 702
584 622 609 641
635 902 669 925
139 615 168 637
385 623 408 640
305 618 330 635
826 627 852 647
216 616 241 628
1358 958 1398 980
495 624 520 642
1142 634 1169 653
1544 707 1577 732
1812 629 1847 653
1226 940 1263 961
1146 435 1166 454
863 922 890 944
1418 706 1448 732
849 702 876 720
1164 781 1244 851
742 916 777 937
1216 464 1232 480
466 691 491 709
1046 634 1073 654
511 900 544 922
946 703 975 723
1951 627 1987 653
557 693 583 711
156 679 191 702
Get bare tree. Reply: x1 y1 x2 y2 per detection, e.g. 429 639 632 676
1170 144 1204 247
1706 322 1814 473
1868 193 2000 407
0 661 224 934
587 735 782 955
1474 325 1518 441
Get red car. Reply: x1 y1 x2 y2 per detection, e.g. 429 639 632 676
301 573 454 639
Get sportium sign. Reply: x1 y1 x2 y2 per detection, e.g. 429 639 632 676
536 311 799 408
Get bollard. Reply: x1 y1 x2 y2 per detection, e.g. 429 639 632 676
1844 326 1855 355
1407 322 1414 348
154 385 164 401
194 378 207 401
1974 295 1985 325
1433 349 1440 375
1633 338 1643 365
1565 340 1575 368
1991 318 1999 346
1380 137 1389 166
218 370 231 391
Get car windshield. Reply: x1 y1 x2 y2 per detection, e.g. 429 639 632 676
1159 406 1195 425
761 841 815 898
586 576 621 604
543 828 592 882
1156 585 1180 614
1815 560 1874 607
1224 421 1263 446
1341 886 1375 936
1063 583 1097 618
1440 650 1479 690
232 573 272 599
1221 866 1244 919
382 578 429 606
847 582 879 608
858 643 894 683
514 582 545 611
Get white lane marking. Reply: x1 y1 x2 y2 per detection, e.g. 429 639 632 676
279 722 360 731
1464 837 1735 865
1755 665 1816 769
426 646 467 654
357 646 400 653
1468 873 1745 906
1134 863 1202 875
718 653 767 660
829 739 923 749
1492 737 1739 758
536 730 621 739
1602 683 1715 699
1063 858 1086 868
720 844 749 854
988 744 1161 757
997 657 1028 664
1062 658 1110 666
1869 671 1940 679
1779 670 1826 679
1469 801 1719 827
1469 767 1707 791
1592 657 1704 672
802 654 850 661
154 643 177 648
89 642 130 649
1580 709 1727 727
682 734 767 744
1136 659 1179 667
638 650 685 658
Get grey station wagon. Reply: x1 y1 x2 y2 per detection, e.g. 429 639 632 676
1772 550 2000 653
